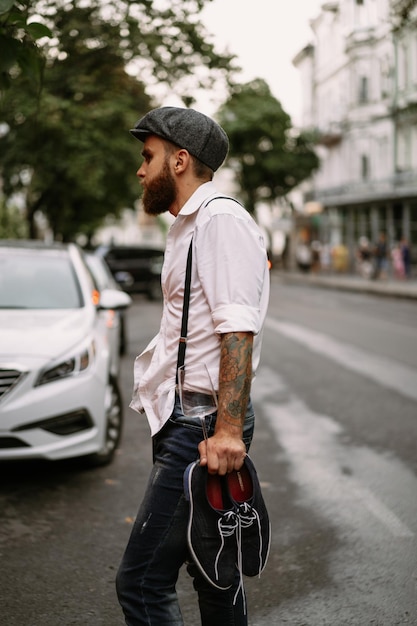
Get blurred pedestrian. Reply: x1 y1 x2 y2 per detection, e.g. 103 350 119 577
311 240 321 273
373 232 388 280
391 242 405 279
357 236 373 279
295 240 312 272
400 238 411 279
320 243 332 273
332 243 349 273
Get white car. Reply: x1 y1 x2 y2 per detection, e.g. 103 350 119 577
84 252 129 357
0 240 131 466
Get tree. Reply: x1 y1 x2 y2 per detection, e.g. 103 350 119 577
217 79 319 215
1 0 237 97
0 1 238 240
391 0 417 30
0 0 52 91
0 198 28 237
0 4 153 240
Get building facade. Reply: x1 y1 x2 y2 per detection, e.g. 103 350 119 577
293 0 417 271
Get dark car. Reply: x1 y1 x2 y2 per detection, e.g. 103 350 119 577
95 244 165 300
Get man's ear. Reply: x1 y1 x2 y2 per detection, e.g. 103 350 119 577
173 149 190 173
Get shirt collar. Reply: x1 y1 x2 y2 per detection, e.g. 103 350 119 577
177 181 218 217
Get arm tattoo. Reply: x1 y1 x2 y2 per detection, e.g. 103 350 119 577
218 332 253 430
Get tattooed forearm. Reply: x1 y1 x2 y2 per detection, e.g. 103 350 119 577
217 332 253 431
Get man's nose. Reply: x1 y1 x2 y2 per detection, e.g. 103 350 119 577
136 164 145 178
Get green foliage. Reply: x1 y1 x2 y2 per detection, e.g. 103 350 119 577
0 1 52 91
217 79 319 214
0 3 153 240
0 1 236 241
0 197 29 238
114 0 237 97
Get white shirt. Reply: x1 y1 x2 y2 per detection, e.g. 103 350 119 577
130 181 270 436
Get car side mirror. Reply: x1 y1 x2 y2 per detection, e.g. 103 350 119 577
98 288 132 310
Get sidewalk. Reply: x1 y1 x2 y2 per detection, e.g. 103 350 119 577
274 270 417 300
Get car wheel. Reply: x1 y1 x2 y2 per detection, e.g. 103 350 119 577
84 376 123 467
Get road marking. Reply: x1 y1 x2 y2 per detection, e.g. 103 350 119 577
265 318 417 402
253 369 415 539
348 482 414 538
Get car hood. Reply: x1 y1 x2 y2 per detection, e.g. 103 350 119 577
0 309 95 362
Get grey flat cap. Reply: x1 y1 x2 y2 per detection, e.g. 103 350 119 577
130 106 229 172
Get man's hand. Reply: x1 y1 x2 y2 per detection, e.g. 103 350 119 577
198 432 246 475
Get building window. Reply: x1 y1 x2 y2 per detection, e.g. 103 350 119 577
402 42 410 89
356 0 364 5
361 155 369 180
359 76 369 103
380 58 391 99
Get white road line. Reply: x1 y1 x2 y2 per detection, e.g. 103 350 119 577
348 482 414 538
265 318 417 402
253 369 415 539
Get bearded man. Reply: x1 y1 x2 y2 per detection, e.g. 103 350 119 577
116 107 270 626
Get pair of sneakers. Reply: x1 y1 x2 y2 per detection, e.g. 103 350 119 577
183 455 271 591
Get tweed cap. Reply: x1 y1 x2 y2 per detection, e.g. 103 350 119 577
130 106 229 172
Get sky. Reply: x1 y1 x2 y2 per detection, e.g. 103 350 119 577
198 0 323 124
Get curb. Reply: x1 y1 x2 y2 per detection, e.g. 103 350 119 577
273 271 417 301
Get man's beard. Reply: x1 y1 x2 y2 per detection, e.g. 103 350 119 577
142 161 176 216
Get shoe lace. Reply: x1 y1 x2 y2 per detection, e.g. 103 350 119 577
232 502 263 614
214 510 238 582
214 502 264 616
233 509 245 613
236 502 263 576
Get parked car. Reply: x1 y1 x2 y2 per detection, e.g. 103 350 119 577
0 240 131 466
84 252 130 356
95 244 165 300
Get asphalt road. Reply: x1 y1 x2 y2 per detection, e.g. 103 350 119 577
1 277 417 625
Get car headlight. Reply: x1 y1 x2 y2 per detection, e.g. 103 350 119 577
35 341 95 386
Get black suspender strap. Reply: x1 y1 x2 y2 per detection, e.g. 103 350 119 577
175 238 193 383
175 195 242 383
205 195 243 208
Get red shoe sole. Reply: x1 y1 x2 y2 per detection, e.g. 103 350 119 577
228 464 253 502
206 474 224 510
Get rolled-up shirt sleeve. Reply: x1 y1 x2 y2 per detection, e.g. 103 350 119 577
212 304 262 334
195 210 268 335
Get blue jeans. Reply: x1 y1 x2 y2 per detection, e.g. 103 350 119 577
116 395 255 626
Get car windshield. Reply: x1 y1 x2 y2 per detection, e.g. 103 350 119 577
0 249 83 309
85 254 115 291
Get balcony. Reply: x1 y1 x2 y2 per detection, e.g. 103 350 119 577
315 122 343 147
308 170 417 206
394 89 417 113
345 27 376 51
322 1 339 11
